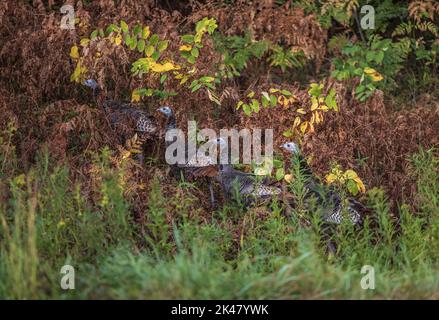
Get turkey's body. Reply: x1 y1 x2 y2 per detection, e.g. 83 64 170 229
218 165 281 206
288 153 365 226
164 115 219 181
304 183 364 225
101 100 158 142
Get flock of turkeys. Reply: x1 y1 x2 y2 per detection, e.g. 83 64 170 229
83 79 369 248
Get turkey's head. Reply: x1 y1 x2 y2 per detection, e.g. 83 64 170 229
83 79 101 96
281 142 300 154
157 106 173 117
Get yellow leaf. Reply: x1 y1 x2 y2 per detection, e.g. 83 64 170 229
131 90 141 102
145 45 154 57
296 108 306 115
269 88 279 93
278 95 289 107
364 67 377 75
180 75 189 85
311 98 319 111
70 61 87 83
318 105 329 111
354 177 366 193
150 61 179 73
300 121 308 134
114 34 122 46
179 45 192 51
369 72 383 82
344 170 359 180
69 45 79 59
288 96 297 105
326 173 337 184
188 67 197 74
293 116 301 129
284 174 293 183
80 38 90 47
142 26 151 39
313 111 320 124
255 167 270 176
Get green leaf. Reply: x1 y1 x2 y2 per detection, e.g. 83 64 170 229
308 83 323 97
137 39 145 52
149 34 159 46
243 104 252 116
191 47 199 58
181 35 194 44
129 37 137 50
90 30 99 40
120 20 129 33
151 51 161 61
283 130 293 137
191 83 202 92
375 51 385 64
133 24 142 37
199 76 215 83
251 99 260 113
324 88 338 111
270 95 277 107
261 95 269 108
366 51 375 63
187 55 196 64
105 24 119 36
157 40 169 52
145 45 154 57
347 179 359 196
273 159 283 168
275 168 285 181
142 26 150 39
160 74 168 84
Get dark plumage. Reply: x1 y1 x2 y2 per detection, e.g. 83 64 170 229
160 108 223 207
160 107 222 181
84 79 159 141
281 142 367 226
217 164 281 206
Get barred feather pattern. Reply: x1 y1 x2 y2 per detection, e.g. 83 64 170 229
103 101 158 135
218 165 281 203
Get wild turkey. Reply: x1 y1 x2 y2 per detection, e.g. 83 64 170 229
217 164 281 206
159 107 224 207
281 142 366 226
83 79 160 160
281 142 370 254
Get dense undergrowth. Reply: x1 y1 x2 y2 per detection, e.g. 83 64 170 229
0 147 438 299
0 0 438 299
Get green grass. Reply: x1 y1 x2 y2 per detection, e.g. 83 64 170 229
0 146 438 299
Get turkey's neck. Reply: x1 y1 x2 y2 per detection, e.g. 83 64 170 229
166 114 176 131
165 114 177 149
94 87 106 109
